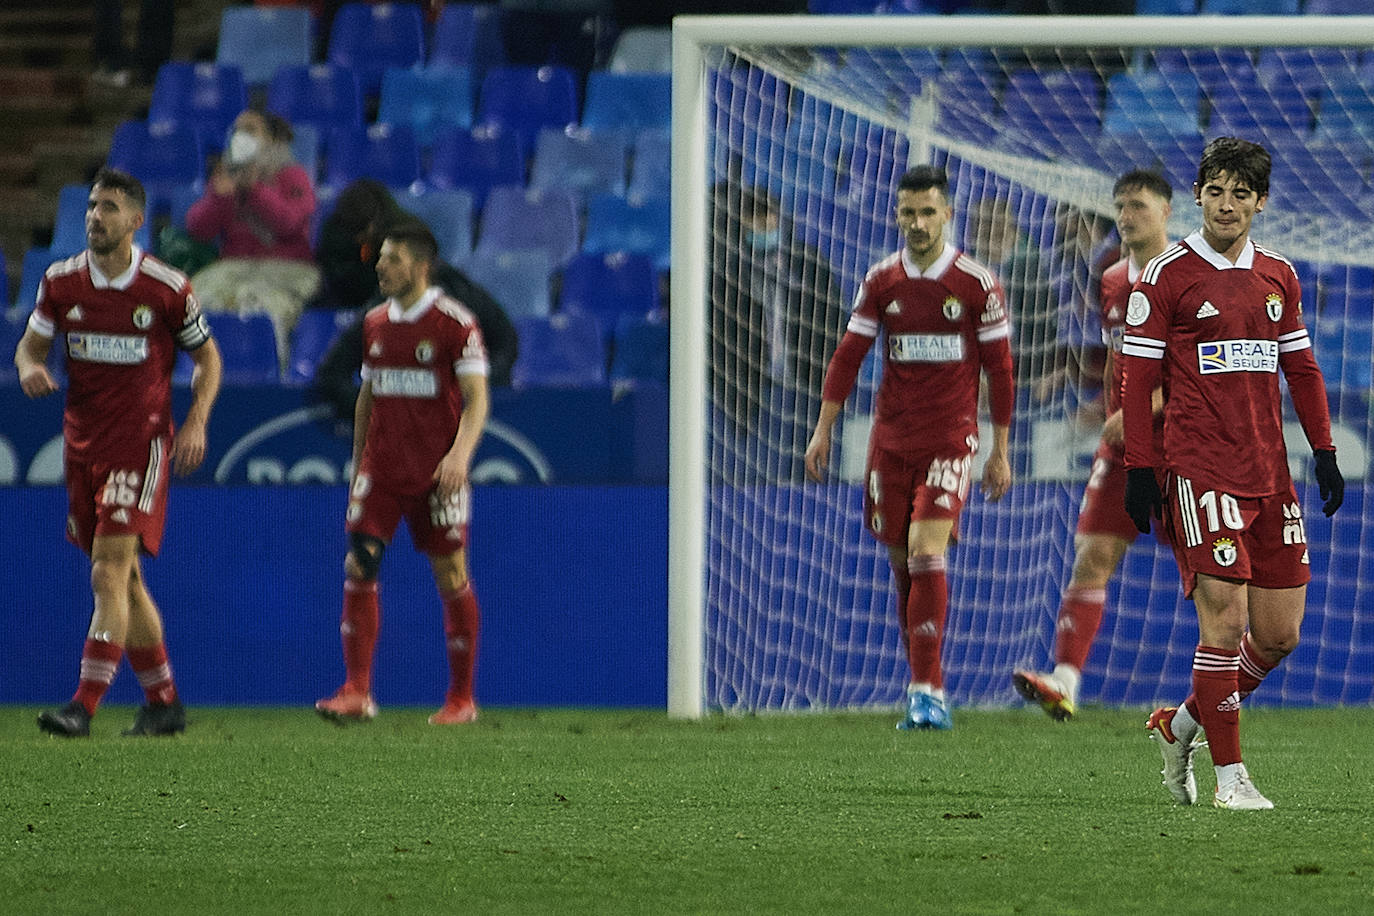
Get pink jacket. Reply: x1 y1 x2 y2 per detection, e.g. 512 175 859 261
185 163 316 262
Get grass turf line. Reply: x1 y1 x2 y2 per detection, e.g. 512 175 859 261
4 705 1373 915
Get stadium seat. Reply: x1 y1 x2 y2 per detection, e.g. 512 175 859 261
148 62 248 154
426 124 524 209
0 308 25 382
933 57 998 145
267 64 364 135
460 251 554 321
1312 266 1374 392
608 310 669 389
1102 71 1201 137
844 47 941 99
475 184 581 267
377 67 474 148
582 194 670 271
476 64 580 159
1266 140 1364 218
324 123 422 194
557 251 659 339
1304 0 1373 11
1256 47 1360 102
326 2 426 98
529 127 628 202
1314 83 1374 143
1199 0 1297 11
581 72 671 132
627 129 670 200
204 312 281 384
511 310 606 389
1205 74 1313 141
608 27 671 74
398 188 475 265
216 5 313 88
290 124 321 183
1001 68 1102 161
286 307 359 384
107 119 206 214
1150 47 1254 97
430 3 505 84
16 247 51 312
1134 0 1196 11
50 183 152 258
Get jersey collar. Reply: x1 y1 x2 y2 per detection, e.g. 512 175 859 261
387 286 441 323
88 245 142 291
901 242 957 280
1184 230 1255 270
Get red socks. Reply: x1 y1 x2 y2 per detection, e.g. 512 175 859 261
341 579 380 693
1054 585 1106 671
1192 645 1242 766
73 638 123 717
128 643 178 706
1182 632 1277 728
905 554 948 689
441 585 481 704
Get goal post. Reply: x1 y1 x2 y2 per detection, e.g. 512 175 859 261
669 14 1374 719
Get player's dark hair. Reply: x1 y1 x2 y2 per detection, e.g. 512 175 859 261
1113 169 1172 201
897 165 949 199
92 166 147 211
1196 137 1270 198
382 219 440 267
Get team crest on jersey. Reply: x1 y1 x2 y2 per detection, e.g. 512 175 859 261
885 300 902 315
1265 293 1283 322
132 305 154 329
942 296 963 322
1212 537 1237 567
415 340 435 364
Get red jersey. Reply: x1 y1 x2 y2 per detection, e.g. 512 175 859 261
1098 256 1134 416
1121 231 1333 497
359 287 489 492
29 248 210 463
822 244 1014 455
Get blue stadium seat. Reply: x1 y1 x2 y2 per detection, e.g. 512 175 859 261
327 2 426 98
377 67 474 148
50 183 151 259
398 188 475 265
1304 0 1373 11
582 194 670 271
529 127 628 202
581 72 671 132
426 124 524 210
1001 68 1102 161
1256 47 1360 102
608 27 671 74
148 62 248 154
460 251 554 321
934 55 998 145
1266 140 1364 218
1102 71 1201 137
1314 83 1374 143
290 124 321 183
107 119 206 214
627 129 670 200
1135 0 1196 11
1150 47 1254 96
267 64 364 136
1199 0 1297 11
609 310 668 389
557 251 659 339
324 123 422 194
286 308 359 384
204 313 281 384
1311 265 1374 393
475 184 581 267
1205 74 1313 141
17 247 51 312
511 310 606 389
476 64 580 159
216 5 313 88
0 308 26 382
430 3 505 84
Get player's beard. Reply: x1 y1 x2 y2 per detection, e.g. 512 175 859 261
86 225 119 256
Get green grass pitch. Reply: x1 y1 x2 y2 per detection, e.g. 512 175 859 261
4 705 1373 914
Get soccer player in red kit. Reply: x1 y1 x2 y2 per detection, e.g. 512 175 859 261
15 167 223 737
315 221 490 726
1013 170 1172 720
804 165 1015 731
1122 138 1344 809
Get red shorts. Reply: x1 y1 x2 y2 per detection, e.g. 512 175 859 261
65 437 170 556
1076 439 1141 542
1161 473 1310 598
346 470 470 555
863 442 973 547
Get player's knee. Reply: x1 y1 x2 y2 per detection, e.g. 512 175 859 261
346 534 386 582
1251 628 1299 661
90 558 131 598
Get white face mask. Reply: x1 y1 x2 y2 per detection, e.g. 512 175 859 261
227 130 260 165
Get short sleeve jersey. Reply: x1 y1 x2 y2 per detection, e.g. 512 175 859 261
841 244 1011 454
1122 232 1312 496
1097 256 1134 416
28 249 210 463
359 287 489 492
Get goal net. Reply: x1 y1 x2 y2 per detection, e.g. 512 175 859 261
669 15 1374 717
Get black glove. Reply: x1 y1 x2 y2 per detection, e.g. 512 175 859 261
1124 467 1163 534
1314 449 1344 517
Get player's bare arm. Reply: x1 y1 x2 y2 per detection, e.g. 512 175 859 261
804 400 843 482
171 338 222 476
351 380 374 475
14 327 58 398
434 371 490 501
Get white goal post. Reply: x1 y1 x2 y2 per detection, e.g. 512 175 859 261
669 14 1374 719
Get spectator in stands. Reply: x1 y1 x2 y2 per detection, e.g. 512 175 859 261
93 0 173 88
710 183 844 480
310 180 517 421
185 109 320 370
